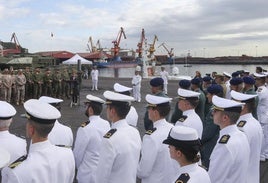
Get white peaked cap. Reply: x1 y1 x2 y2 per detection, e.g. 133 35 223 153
230 90 257 102
24 99 61 124
39 96 63 104
145 94 172 107
113 83 132 92
177 88 200 99
86 94 105 104
0 101 16 119
103 91 135 103
212 95 244 111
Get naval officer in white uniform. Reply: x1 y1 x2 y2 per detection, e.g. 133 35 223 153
137 94 176 183
113 83 138 127
231 90 263 183
163 126 211 183
208 96 250 183
73 94 110 183
39 96 73 147
175 88 203 138
95 91 141 183
2 99 75 183
0 101 26 165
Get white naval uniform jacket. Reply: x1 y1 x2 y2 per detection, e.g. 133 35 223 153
0 131 27 164
2 140 75 183
48 120 74 147
91 69 99 81
126 106 138 127
73 115 110 183
95 119 141 183
237 113 263 183
137 119 177 183
208 125 250 183
172 163 211 183
175 109 203 138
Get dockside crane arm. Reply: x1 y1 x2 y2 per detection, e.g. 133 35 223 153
111 27 126 56
136 28 145 58
158 42 174 58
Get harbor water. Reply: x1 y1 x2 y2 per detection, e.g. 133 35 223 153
98 64 267 78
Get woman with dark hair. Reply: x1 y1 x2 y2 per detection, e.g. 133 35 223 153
163 125 211 183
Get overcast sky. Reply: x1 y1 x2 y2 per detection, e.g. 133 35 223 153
0 0 268 57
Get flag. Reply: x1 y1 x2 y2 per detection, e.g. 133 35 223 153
51 32 54 37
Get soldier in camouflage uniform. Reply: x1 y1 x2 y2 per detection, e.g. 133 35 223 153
32 68 43 99
10 70 17 104
24 67 33 99
15 69 27 105
43 69 53 97
53 69 63 98
61 68 70 99
2 68 12 102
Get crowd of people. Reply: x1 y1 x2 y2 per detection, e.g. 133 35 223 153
0 65 268 183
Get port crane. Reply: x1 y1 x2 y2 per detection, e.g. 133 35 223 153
148 35 158 58
87 36 97 52
111 27 126 57
158 42 174 58
1 32 22 56
96 39 102 51
136 28 145 58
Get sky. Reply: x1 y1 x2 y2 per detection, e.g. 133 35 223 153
0 0 268 57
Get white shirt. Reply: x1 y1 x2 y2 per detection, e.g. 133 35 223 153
208 125 250 183
95 119 141 183
256 85 268 124
126 106 138 127
132 74 142 87
137 119 177 183
48 120 73 147
237 113 263 183
172 163 211 183
2 140 75 183
91 69 99 80
73 115 110 183
0 131 27 164
160 70 169 84
175 109 203 138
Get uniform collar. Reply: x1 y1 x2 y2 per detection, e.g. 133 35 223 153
89 115 101 124
111 119 128 128
153 118 167 128
178 163 198 174
183 109 195 115
238 113 253 120
219 124 237 136
0 130 10 136
29 140 51 153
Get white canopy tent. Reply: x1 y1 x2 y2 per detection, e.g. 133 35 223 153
62 54 92 65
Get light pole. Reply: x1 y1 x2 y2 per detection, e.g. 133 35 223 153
203 48 206 58
255 45 258 57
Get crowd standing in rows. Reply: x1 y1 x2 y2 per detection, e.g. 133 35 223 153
0 65 268 183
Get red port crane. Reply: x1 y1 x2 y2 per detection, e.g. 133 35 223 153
136 28 145 58
2 32 22 56
111 27 126 57
158 42 174 58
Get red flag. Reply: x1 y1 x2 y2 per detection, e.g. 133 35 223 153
51 32 54 37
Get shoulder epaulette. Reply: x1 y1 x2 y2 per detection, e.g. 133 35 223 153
15 133 26 139
219 134 230 144
257 88 263 92
175 173 190 183
81 121 90 127
55 145 72 148
104 129 117 138
178 115 188 123
145 128 157 135
237 120 247 128
9 155 27 169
